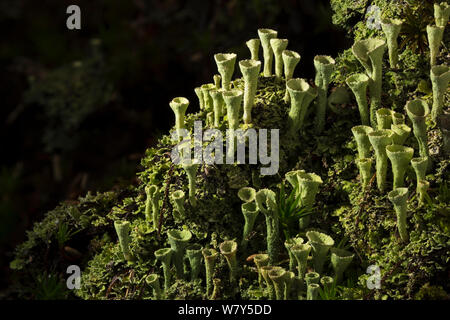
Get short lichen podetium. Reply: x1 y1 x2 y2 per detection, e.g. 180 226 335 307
223 89 243 130
392 112 405 125
167 229 192 279
214 53 237 91
352 125 374 159
290 243 311 279
114 220 133 262
202 248 218 299
406 99 430 162
186 244 203 281
297 172 323 229
376 108 393 130
239 59 261 125
417 180 430 206
346 73 370 126
287 78 315 135
391 124 411 145
146 274 163 300
411 157 429 195
330 248 354 284
260 266 277 299
268 267 287 300
285 169 304 197
219 240 238 283
381 18 402 68
434 2 450 27
154 248 173 292
257 28 278 77
282 50 301 102
305 271 320 286
209 88 224 128
284 236 304 272
145 185 160 230
246 38 260 61
170 190 185 221
238 186 257 203
427 25 445 67
270 38 289 79
201 83 216 112
306 231 334 274
388 188 410 242
169 97 189 138
181 160 200 207
241 202 259 251
352 38 387 128
430 65 450 123
386 145 414 189
320 276 334 291
255 189 280 264
313 55 336 134
194 87 204 110
253 254 269 289
307 283 320 300
356 158 373 187
368 129 394 193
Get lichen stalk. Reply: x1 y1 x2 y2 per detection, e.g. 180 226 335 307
430 65 450 123
253 254 269 289
145 185 160 229
246 38 260 61
209 88 224 128
186 244 203 281
351 125 374 159
376 108 393 130
170 190 185 221
214 53 237 91
346 73 370 125
194 87 204 110
223 89 243 130
313 55 336 134
290 243 311 279
368 129 394 193
239 59 261 124
388 188 409 242
426 25 444 67
356 158 373 187
167 229 192 279
306 231 334 274
287 78 315 135
391 124 411 145
386 145 414 189
241 202 259 251
434 2 450 27
411 157 429 194
406 99 430 162
284 236 304 272
307 283 320 300
202 248 218 299
297 172 323 229
182 161 200 207
270 38 289 78
282 50 301 102
257 28 278 77
146 274 162 300
381 18 402 68
418 180 430 205
330 248 354 284
169 97 189 134
154 248 173 292
219 240 238 283
268 267 287 300
114 220 133 262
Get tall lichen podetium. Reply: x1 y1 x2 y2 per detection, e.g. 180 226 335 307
381 18 402 68
169 97 189 139
154 247 173 292
417 180 430 206
282 50 301 102
219 240 238 283
297 172 323 229
286 78 316 135
368 129 394 193
114 220 133 262
426 25 444 67
352 38 387 128
391 124 411 145
209 88 224 128
268 267 287 300
290 243 311 279
202 248 218 299
246 38 260 61
388 188 409 242
260 266 278 299
194 87 204 110
306 231 334 274
257 28 278 77
330 248 354 284
186 244 203 281
167 229 192 279
240 202 259 251
214 53 237 91
351 125 374 159
239 59 261 125
201 83 216 113
284 236 304 273
376 108 393 130
430 65 450 123
255 189 280 264
145 185 160 230
406 99 430 165
253 254 269 289
270 38 289 79
434 2 450 27
346 73 370 126
223 89 243 161
170 190 185 221
356 158 373 187
181 160 200 207
313 55 335 134
386 145 414 189
411 157 429 202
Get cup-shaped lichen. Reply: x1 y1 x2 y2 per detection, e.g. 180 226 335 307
406 99 430 161
114 220 133 262
352 38 387 128
253 253 269 289
214 53 237 91
388 188 409 242
381 18 402 68
417 180 430 205
219 240 238 283
268 267 287 300
238 187 257 203
392 112 405 125
356 158 373 187
214 74 221 90
260 266 279 299
284 271 295 300
169 97 189 133
167 229 192 279
282 50 301 102
154 247 173 292
182 161 200 207
290 243 311 279
239 59 261 124
146 274 162 300
376 108 393 130
246 38 260 61
170 190 185 221
270 38 289 78
320 276 334 291
186 244 203 281
368 129 394 192
201 83 215 112
330 248 354 284
351 125 374 159
305 271 320 286
434 2 450 27
194 87 204 110
202 248 218 299
287 78 315 135
427 25 444 67
391 124 411 145
411 157 429 194
386 145 414 189
145 185 160 230
255 188 280 263
241 202 259 251
257 28 278 77
346 73 370 126
297 172 323 229
306 231 334 274
430 65 450 122
284 236 304 272
209 88 224 128
222 89 243 130
313 55 336 134
285 169 304 195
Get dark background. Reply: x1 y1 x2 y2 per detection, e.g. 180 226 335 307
0 0 350 291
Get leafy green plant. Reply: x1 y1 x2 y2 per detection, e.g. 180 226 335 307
33 273 68 300
55 222 80 249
